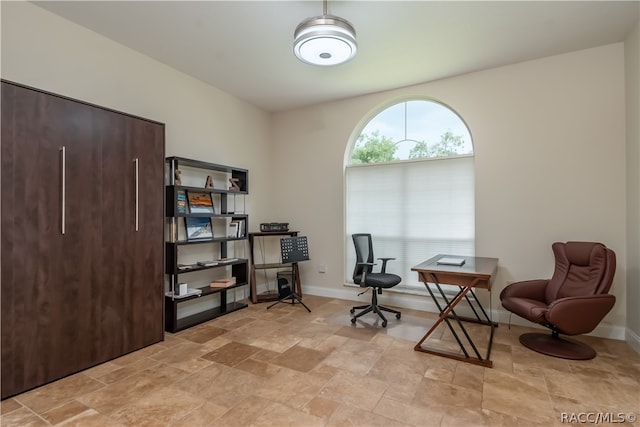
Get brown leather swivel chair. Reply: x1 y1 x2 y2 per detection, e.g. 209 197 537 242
500 241 616 360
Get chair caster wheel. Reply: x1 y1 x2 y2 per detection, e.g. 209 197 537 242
396 313 401 319
351 317 356 324
382 320 387 327
350 308 355 314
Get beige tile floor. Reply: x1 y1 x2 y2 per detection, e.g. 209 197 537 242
2 295 639 427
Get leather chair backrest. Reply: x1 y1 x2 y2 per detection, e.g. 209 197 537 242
545 241 616 303
352 233 374 284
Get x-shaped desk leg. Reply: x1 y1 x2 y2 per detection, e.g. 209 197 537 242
414 273 496 367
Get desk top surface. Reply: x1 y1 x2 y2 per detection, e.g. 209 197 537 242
412 254 498 278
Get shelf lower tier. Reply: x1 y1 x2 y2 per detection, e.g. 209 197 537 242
167 301 247 333
166 281 246 302
164 288 248 333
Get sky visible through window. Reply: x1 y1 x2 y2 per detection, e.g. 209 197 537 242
357 100 473 160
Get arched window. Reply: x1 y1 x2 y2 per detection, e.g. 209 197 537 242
345 99 475 291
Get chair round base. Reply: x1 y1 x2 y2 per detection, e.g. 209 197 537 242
519 332 596 360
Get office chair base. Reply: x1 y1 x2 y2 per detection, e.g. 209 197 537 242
519 332 596 360
350 304 401 328
267 291 311 313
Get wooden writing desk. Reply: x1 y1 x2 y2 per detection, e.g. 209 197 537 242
412 254 499 367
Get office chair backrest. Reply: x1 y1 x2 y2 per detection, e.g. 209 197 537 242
352 233 374 284
545 241 616 303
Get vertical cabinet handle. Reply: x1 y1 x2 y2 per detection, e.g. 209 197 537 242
134 158 139 231
60 146 66 235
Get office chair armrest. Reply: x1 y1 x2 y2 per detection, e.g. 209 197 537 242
357 262 376 267
547 294 616 335
378 257 395 273
357 262 376 287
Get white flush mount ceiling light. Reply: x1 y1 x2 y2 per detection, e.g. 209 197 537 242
293 0 357 66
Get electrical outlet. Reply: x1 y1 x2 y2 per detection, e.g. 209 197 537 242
318 264 326 273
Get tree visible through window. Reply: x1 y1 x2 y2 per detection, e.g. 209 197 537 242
345 99 475 291
351 100 472 164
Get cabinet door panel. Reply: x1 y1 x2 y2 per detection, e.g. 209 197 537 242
130 120 165 347
60 98 103 371
96 108 131 360
98 109 164 360
0 82 99 397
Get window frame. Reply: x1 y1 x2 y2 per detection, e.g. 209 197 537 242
344 98 475 294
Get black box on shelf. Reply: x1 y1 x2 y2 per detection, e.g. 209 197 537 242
260 222 289 232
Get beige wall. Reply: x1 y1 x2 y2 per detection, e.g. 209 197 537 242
1 1 275 230
625 21 640 349
271 43 629 339
2 2 635 342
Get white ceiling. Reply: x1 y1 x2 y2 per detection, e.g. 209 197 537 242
33 1 639 112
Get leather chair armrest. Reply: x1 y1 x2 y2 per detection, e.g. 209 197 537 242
547 294 616 335
499 279 548 301
377 257 395 273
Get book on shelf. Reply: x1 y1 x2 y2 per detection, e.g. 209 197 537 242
227 221 239 238
186 190 215 214
217 257 239 264
197 261 218 267
227 218 246 238
237 218 246 237
177 190 188 214
177 263 195 270
210 277 236 288
165 288 202 299
185 217 213 241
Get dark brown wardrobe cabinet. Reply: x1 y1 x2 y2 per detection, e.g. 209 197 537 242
1 80 165 399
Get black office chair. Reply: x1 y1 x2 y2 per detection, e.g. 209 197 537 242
350 233 402 327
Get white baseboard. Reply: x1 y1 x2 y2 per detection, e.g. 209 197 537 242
303 283 442 313
494 309 627 341
626 327 640 353
303 283 631 344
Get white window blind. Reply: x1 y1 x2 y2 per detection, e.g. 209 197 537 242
345 156 475 290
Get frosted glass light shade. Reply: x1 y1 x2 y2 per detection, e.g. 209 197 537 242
293 15 357 66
